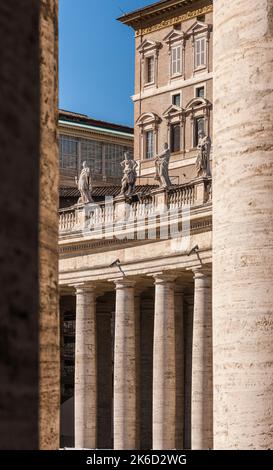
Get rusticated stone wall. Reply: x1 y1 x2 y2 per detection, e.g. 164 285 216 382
0 0 59 449
213 0 273 449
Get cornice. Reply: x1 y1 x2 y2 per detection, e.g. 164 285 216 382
134 4 213 37
59 123 134 146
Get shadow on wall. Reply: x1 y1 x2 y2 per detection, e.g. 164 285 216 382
61 396 74 448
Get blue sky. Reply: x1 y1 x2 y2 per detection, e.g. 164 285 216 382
59 0 153 127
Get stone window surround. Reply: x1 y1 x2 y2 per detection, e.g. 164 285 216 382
185 97 212 149
171 89 182 107
163 29 186 83
137 39 161 89
163 104 185 154
186 21 212 76
136 112 162 160
194 81 207 99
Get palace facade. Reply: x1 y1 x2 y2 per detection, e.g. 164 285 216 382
59 0 273 451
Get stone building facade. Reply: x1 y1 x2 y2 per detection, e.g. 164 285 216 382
59 0 213 450
57 0 273 452
120 0 213 184
59 110 134 187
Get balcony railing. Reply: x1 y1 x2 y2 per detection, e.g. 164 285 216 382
59 178 212 236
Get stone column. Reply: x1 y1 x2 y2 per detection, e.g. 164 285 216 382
191 269 212 450
214 0 273 450
0 0 59 449
74 283 97 449
153 274 176 450
175 287 184 449
134 290 141 449
113 279 137 449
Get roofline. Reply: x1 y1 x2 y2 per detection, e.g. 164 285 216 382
59 110 134 135
117 0 201 28
59 120 134 139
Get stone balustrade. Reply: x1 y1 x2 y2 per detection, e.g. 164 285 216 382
59 177 212 235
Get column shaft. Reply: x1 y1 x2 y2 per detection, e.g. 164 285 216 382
191 271 212 449
114 280 137 449
213 0 273 449
175 289 184 449
153 275 176 450
74 284 97 449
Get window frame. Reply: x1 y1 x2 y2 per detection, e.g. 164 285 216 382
145 54 155 85
145 129 154 159
171 90 182 107
194 82 206 99
194 35 207 71
171 44 182 77
193 116 205 148
170 123 181 154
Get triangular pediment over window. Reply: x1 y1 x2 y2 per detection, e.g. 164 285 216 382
186 21 212 37
137 39 161 54
163 104 184 118
163 29 185 46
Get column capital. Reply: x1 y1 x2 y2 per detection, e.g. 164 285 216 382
153 272 177 285
191 267 211 280
113 278 136 290
73 281 96 294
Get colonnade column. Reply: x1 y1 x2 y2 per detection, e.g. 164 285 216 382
153 274 176 450
74 283 97 449
175 287 184 449
213 0 273 449
191 269 212 449
113 279 137 449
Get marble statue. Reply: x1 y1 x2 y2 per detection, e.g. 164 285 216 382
154 142 172 188
119 151 138 196
196 131 211 177
75 161 93 204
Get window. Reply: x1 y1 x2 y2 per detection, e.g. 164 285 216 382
172 93 181 106
81 138 103 174
197 15 205 22
59 135 78 169
196 86 205 98
194 117 205 147
145 130 154 159
146 56 155 84
170 124 181 153
195 37 206 68
104 144 131 177
171 45 182 76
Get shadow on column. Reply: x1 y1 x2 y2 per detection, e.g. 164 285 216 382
140 291 154 449
97 292 115 449
184 294 194 450
60 295 76 448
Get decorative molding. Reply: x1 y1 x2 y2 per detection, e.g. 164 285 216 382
135 4 213 37
131 72 213 102
137 39 162 55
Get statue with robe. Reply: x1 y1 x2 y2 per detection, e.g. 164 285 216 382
154 142 172 188
75 161 93 204
196 131 211 177
119 151 138 196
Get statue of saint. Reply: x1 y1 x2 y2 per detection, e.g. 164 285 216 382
119 152 138 196
196 131 211 177
154 142 172 188
75 161 93 204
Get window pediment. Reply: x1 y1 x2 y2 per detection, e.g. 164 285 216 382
136 112 161 128
163 104 184 119
163 29 185 47
186 20 212 38
137 39 161 55
185 97 211 111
